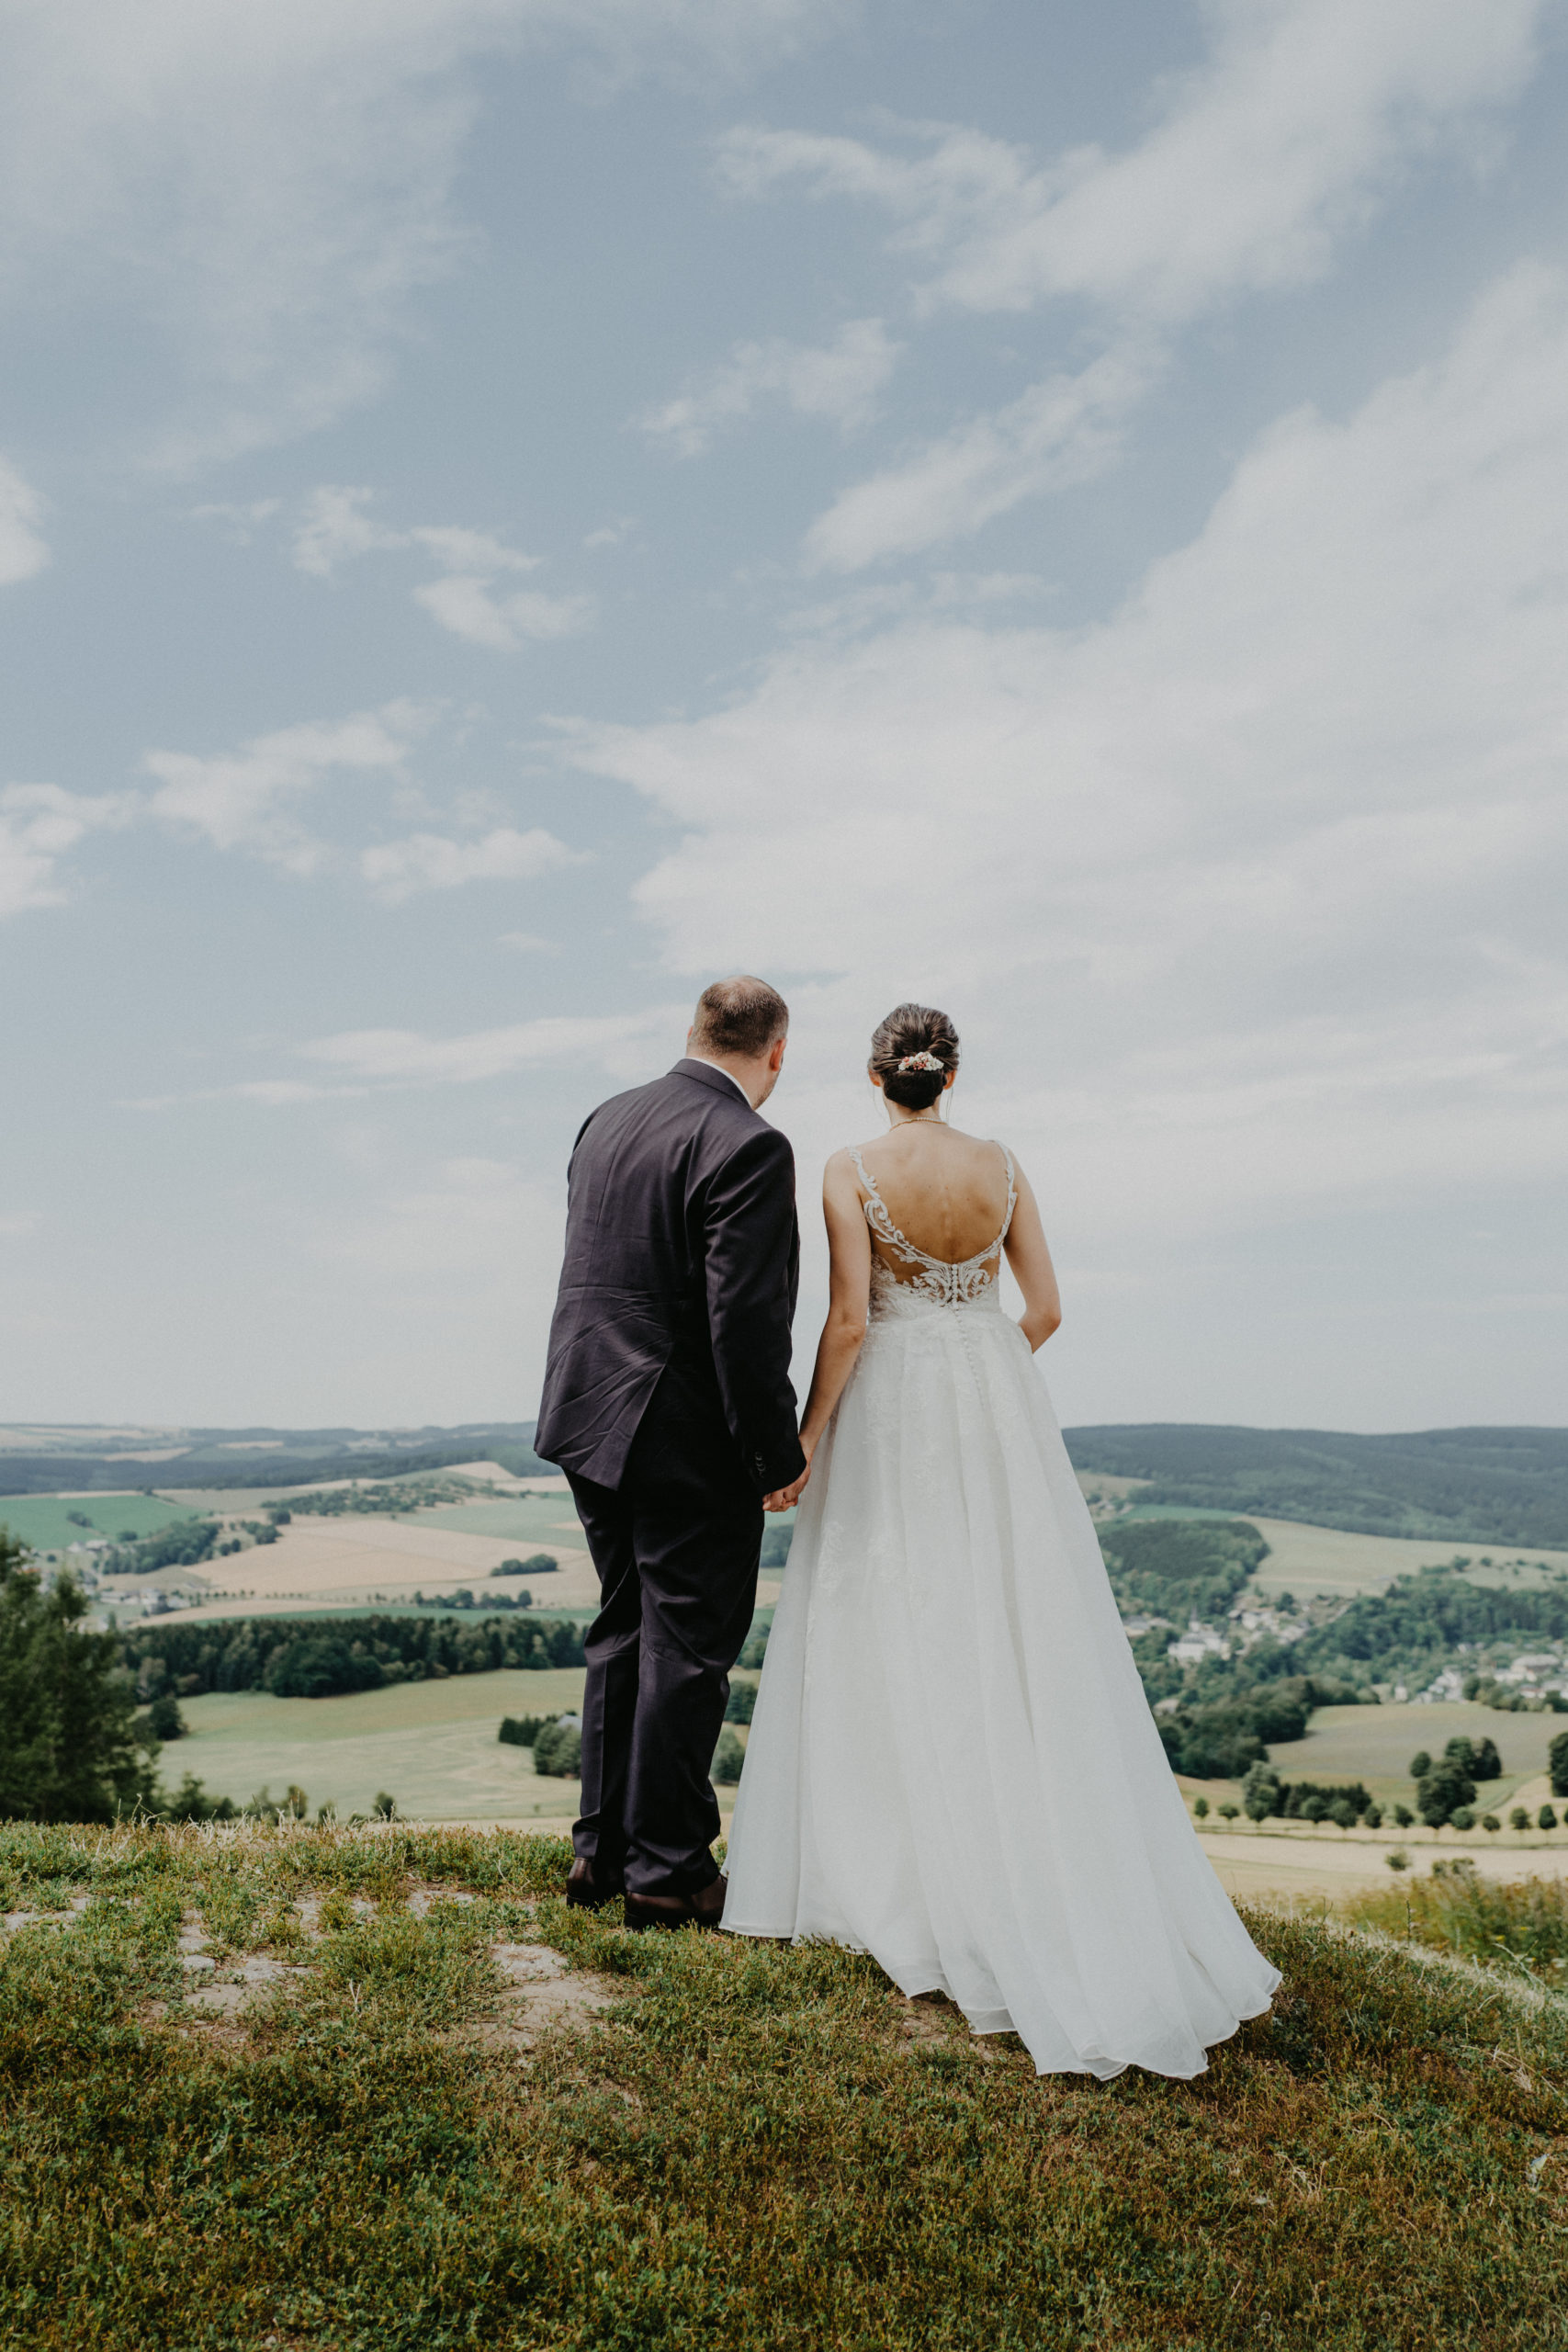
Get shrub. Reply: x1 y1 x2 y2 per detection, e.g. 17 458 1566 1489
1217 1802 1239 1821
1539 1804 1558 1832
372 1792 397 1820
1328 1799 1357 1831
1509 1806 1530 1830
492 1553 557 1579
1192 1795 1209 1819
533 1720 582 1779
1450 1806 1476 1833
498 1714 546 1747
713 1730 746 1785
1364 1803 1382 1828
1550 1727 1568 1799
157 1771 238 1822
1386 1849 1409 1871
1483 1814 1501 1833
1409 1750 1432 1781
1393 1804 1415 1828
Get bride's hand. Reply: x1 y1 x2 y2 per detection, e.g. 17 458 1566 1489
763 1432 815 1513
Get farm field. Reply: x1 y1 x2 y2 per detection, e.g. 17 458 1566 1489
1266 1698 1564 1802
413 1496 586 1544
1238 1515 1568 1600
0 1490 197 1552
175 1667 590 1823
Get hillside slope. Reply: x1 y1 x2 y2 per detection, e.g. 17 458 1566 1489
1 1822 1564 2348
1066 1423 1568 1547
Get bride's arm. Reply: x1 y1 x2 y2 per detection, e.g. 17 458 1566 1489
764 1152 871 1510
1001 1157 1063 1351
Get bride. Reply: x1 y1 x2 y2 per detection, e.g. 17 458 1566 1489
723 1002 1280 2079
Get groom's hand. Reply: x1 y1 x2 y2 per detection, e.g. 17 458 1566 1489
763 1466 810 1512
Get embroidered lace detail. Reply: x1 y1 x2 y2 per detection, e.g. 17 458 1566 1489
850 1143 1016 1314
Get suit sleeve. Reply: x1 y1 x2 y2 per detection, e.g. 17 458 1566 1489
704 1126 807 1492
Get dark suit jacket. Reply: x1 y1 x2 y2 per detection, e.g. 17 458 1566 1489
534 1059 807 1495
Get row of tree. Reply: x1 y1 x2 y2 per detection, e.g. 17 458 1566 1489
122 1609 587 1701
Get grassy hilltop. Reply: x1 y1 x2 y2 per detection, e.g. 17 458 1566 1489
2 1821 1566 2350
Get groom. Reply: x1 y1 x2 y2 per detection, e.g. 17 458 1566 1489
533 976 807 1928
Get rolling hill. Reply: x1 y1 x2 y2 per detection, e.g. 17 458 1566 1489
1064 1423 1568 1548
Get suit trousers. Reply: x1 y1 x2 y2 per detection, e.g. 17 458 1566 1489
566 1373 763 1898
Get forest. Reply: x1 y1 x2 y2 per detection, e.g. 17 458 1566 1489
1065 1423 1568 1546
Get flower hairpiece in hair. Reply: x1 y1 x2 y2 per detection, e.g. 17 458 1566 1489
897 1050 944 1073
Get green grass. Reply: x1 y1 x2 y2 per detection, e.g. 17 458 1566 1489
1265 1700 1564 1808
0 1494 198 1555
412 1498 587 1545
175 1668 589 1822
1346 1863 1568 1983
1 1822 1566 2348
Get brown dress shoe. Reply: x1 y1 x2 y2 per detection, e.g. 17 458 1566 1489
623 1876 728 1933
565 1858 624 1911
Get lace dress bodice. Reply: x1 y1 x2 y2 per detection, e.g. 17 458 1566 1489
850 1142 1016 1320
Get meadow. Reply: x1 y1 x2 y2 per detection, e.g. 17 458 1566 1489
1 1818 1565 2348
175 1669 590 1825
0 1492 197 1554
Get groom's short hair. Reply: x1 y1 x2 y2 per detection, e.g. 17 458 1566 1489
692 975 789 1059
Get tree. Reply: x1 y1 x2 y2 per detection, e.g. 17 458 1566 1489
1450 1806 1476 1833
372 1792 397 1819
1539 1804 1559 1833
1393 1804 1415 1828
286 1784 309 1819
1364 1804 1383 1829
725 1680 758 1724
1510 1807 1531 1831
712 1731 746 1785
147 1690 186 1741
1409 1751 1432 1781
1470 1736 1503 1781
1550 1729 1568 1799
1192 1795 1209 1819
1482 1814 1501 1834
1218 1803 1240 1822
0 1532 155 1823
1416 1759 1476 1828
533 1721 582 1779
1328 1798 1357 1832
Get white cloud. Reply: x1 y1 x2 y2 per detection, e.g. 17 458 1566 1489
0 0 850 468
643 316 900 456
559 262 1568 1242
294 485 592 649
360 824 582 902
719 0 1549 564
300 1005 689 1084
0 785 131 918
802 338 1158 571
189 497 280 545
328 1156 553 1280
0 457 48 584
412 574 594 650
0 1211 41 1238
143 702 426 874
721 1 1544 321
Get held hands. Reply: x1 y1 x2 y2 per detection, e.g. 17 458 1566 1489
762 1430 816 1514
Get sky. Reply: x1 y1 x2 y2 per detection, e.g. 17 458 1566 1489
2 0 1566 1438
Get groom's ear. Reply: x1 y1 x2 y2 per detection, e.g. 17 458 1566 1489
769 1033 788 1072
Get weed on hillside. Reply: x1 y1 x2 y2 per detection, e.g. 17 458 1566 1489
1 1822 1565 2349
1347 1860 1568 1983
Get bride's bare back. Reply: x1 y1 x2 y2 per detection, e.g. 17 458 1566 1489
851 1124 1013 1281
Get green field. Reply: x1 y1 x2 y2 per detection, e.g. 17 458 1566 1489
0 1491 198 1555
413 1497 586 1546
175 1668 588 1822
1262 1699 1562 1806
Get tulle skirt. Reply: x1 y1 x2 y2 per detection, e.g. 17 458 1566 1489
722 1284 1280 2079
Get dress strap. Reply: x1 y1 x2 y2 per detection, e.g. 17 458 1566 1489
995 1143 1017 1247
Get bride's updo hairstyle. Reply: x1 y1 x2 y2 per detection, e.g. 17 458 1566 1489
870 1002 959 1111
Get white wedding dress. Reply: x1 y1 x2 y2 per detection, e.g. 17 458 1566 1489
723 1143 1280 2080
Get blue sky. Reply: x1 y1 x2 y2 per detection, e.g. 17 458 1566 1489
3 0 1566 1435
